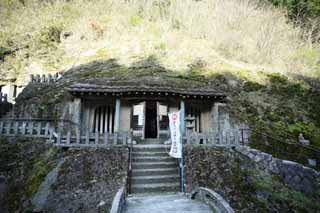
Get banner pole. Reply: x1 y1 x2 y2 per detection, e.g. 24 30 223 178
180 99 185 193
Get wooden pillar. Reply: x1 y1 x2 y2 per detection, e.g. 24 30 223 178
114 98 121 132
74 98 82 143
180 99 185 193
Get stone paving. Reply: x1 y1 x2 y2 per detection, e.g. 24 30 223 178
123 193 213 213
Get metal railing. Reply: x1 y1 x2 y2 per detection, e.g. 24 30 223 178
126 131 133 194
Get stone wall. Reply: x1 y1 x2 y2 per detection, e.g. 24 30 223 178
43 148 128 213
235 146 320 193
184 145 320 212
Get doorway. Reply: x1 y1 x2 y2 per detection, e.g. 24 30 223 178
145 101 158 138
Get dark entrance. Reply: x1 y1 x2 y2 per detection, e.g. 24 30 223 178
145 101 157 138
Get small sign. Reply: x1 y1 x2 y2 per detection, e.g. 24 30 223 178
169 111 182 158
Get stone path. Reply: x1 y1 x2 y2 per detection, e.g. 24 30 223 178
123 193 214 213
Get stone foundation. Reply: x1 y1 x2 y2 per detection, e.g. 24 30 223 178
235 146 320 193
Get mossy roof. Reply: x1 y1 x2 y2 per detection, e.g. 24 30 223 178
66 75 225 97
65 59 226 97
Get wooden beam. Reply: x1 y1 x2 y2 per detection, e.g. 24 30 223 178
114 98 121 132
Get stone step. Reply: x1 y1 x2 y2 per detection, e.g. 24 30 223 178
131 182 180 194
133 145 171 153
138 139 164 145
132 162 177 169
133 156 174 163
132 174 180 184
132 168 178 176
124 194 213 212
132 152 169 157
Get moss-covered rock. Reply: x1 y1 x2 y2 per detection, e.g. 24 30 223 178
0 137 62 212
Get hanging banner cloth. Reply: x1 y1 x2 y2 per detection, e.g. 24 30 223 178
169 111 182 158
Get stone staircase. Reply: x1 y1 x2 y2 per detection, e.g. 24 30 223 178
131 139 180 194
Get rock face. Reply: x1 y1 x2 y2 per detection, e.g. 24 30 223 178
43 148 128 213
184 146 320 212
0 138 60 212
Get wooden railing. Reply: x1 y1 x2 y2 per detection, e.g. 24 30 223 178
185 128 250 146
0 118 132 147
30 73 60 83
51 131 131 147
0 118 55 138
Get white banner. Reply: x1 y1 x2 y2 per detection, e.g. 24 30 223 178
169 111 182 158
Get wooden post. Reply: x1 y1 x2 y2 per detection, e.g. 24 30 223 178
73 98 82 146
95 132 99 144
5 121 10 135
67 130 71 145
57 132 61 145
0 121 3 134
85 129 90 144
113 132 118 145
180 99 185 193
114 98 121 133
104 132 108 145
49 128 53 140
36 122 41 136
22 122 26 135
29 122 34 135
14 122 19 135
45 122 49 136
122 133 126 145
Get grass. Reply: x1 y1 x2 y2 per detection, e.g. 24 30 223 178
0 0 319 85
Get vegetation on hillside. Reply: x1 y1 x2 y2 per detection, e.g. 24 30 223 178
0 0 319 85
1 0 320 146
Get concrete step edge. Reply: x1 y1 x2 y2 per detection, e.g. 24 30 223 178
132 174 180 180
132 168 177 172
132 182 180 189
132 162 176 166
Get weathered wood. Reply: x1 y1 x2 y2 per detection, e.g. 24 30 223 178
49 128 53 140
76 128 81 144
28 122 34 135
44 122 49 136
104 132 108 144
85 130 90 144
0 121 3 134
114 98 121 132
67 131 71 144
95 132 99 144
36 122 41 136
113 132 118 145
57 132 61 144
14 122 19 135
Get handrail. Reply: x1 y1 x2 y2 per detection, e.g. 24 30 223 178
126 131 133 194
191 187 235 213
110 186 125 213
